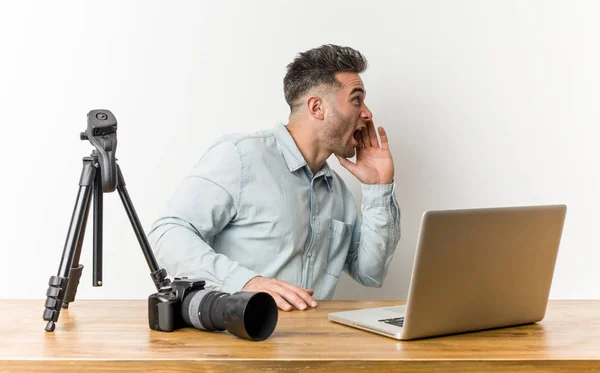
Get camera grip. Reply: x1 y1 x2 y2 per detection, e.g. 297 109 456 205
148 293 179 332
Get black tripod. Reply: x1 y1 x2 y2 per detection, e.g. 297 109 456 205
43 109 171 332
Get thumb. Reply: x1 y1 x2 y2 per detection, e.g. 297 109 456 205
336 155 359 175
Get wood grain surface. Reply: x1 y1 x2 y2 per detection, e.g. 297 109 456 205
1 299 599 372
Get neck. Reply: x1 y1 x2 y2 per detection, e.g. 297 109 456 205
285 118 331 175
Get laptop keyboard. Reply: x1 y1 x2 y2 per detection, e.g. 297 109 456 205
378 317 404 327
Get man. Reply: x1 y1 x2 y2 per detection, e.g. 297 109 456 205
148 44 401 311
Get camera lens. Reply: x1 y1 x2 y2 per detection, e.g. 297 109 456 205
181 289 278 341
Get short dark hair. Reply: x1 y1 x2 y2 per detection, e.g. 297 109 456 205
283 44 368 112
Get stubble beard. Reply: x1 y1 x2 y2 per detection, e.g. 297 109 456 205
324 108 356 159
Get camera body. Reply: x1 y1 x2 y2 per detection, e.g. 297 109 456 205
148 277 205 332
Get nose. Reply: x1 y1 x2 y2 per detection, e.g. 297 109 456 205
361 104 372 122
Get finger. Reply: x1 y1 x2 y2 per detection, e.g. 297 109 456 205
378 126 389 150
336 155 359 175
276 285 311 310
265 290 293 311
367 120 379 148
282 282 317 307
305 289 317 303
360 126 369 148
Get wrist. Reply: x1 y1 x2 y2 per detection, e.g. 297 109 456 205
365 178 393 185
242 275 263 289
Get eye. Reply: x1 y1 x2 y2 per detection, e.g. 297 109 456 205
352 96 361 105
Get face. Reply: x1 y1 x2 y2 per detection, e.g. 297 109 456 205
322 72 373 158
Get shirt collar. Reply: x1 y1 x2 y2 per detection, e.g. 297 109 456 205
273 123 334 191
273 123 307 172
317 163 334 192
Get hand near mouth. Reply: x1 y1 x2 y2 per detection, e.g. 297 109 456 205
336 120 394 185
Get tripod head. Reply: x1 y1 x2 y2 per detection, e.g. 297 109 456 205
80 110 118 192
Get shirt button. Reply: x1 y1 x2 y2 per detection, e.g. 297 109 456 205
312 216 315 221
307 252 312 257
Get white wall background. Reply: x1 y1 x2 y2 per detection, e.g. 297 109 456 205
0 0 598 301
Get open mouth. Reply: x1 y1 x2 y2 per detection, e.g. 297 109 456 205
353 128 365 147
352 130 361 146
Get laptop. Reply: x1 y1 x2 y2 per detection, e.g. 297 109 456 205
328 204 567 340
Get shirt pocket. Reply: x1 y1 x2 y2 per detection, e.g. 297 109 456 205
323 218 353 278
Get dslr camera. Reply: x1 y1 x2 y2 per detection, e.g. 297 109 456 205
148 277 278 341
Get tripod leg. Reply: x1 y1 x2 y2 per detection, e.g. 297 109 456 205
43 160 96 332
63 159 100 308
92 164 103 287
115 164 170 290
61 182 91 309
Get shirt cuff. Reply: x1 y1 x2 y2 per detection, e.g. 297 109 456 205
222 265 260 294
361 181 396 207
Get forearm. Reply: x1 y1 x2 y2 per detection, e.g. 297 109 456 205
148 218 259 294
345 182 401 287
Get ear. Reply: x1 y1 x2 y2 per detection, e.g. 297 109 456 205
306 96 325 120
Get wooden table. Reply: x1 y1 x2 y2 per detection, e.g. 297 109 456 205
1 300 599 372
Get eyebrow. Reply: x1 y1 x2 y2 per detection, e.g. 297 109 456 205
349 87 365 96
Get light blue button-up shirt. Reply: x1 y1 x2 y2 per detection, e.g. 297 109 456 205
148 123 401 299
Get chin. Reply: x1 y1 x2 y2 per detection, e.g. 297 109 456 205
341 147 356 158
